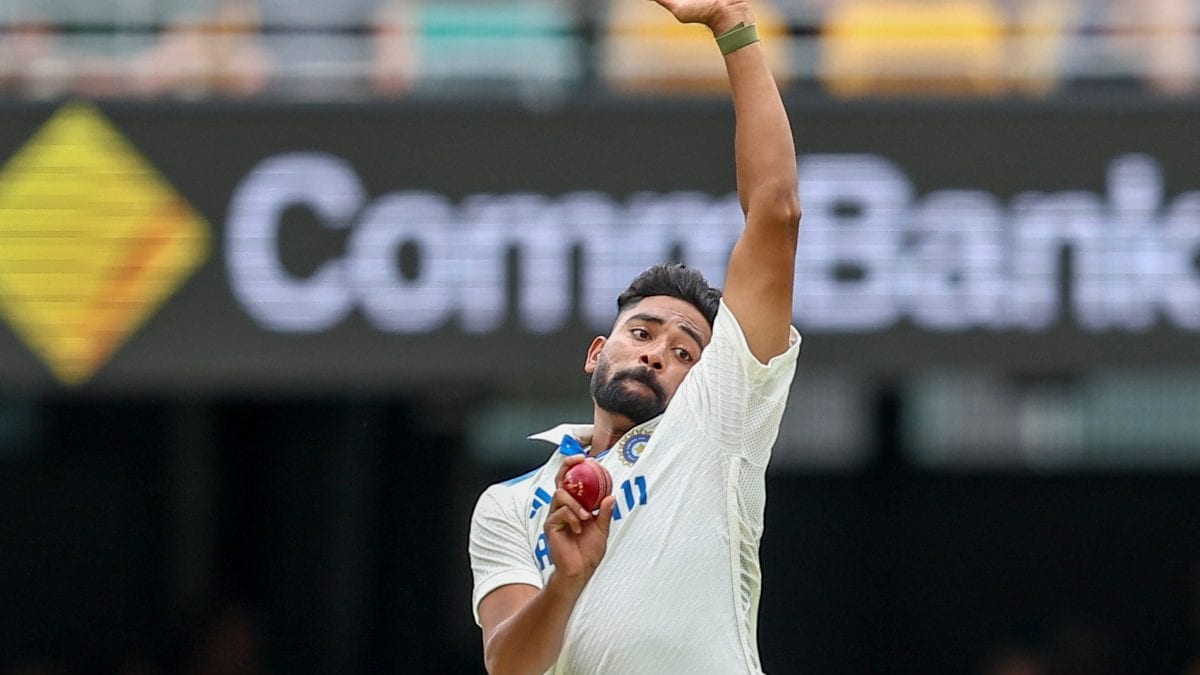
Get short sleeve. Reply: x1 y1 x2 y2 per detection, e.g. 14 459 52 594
671 299 802 465
469 487 543 626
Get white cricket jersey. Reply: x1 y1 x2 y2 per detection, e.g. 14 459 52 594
469 299 801 674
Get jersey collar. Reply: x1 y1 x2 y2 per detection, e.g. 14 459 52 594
528 418 662 457
527 423 594 448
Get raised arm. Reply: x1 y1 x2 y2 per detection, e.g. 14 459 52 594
656 0 801 363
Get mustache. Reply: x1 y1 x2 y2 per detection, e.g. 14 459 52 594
611 367 666 401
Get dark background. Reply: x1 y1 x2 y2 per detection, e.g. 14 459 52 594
4 395 1199 674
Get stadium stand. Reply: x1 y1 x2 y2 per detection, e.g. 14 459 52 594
404 0 583 99
599 0 791 94
819 0 1009 96
0 0 1196 99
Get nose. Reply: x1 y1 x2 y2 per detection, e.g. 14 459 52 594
639 346 665 371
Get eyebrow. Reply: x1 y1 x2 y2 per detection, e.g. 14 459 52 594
626 313 706 351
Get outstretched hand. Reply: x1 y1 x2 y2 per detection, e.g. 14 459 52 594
649 0 752 32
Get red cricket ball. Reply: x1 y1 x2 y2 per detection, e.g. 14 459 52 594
561 460 613 512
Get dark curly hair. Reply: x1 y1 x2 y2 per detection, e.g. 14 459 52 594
616 263 722 328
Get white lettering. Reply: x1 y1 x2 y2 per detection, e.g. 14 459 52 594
795 155 908 330
222 152 1200 336
1161 192 1200 328
1008 191 1106 329
900 190 1005 330
226 153 362 331
349 192 456 332
581 192 675 330
1106 155 1162 330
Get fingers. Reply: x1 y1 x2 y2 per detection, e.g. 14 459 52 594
595 496 616 537
546 504 584 536
551 487 591 522
554 454 587 489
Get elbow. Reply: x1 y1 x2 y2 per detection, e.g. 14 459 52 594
483 650 511 675
485 661 535 675
482 634 502 675
781 194 802 230
749 184 802 231
482 639 515 675
483 643 528 675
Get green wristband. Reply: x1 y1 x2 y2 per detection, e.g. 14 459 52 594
715 22 759 56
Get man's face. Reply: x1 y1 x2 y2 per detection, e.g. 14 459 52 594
584 296 713 426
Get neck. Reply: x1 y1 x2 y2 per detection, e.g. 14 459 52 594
590 406 636 457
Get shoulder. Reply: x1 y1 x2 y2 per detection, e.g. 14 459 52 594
661 300 801 439
694 299 801 392
711 299 802 365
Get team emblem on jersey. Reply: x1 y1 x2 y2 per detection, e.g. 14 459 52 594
620 433 650 466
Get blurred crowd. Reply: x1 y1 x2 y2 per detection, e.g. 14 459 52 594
0 0 1196 100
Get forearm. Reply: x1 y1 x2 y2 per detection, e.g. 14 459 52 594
704 1 799 359
716 10 800 222
483 576 583 675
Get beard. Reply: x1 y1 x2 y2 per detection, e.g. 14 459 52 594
589 358 668 425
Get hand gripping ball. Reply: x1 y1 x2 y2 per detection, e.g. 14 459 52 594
561 460 613 512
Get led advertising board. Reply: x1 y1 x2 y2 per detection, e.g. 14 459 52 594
0 101 1196 391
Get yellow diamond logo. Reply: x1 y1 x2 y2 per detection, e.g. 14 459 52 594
0 102 209 384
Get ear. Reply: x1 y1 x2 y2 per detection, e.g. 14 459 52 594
583 336 606 374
